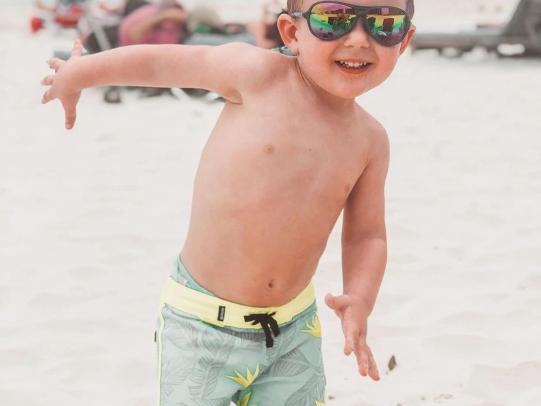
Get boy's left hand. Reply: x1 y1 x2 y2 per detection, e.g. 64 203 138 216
325 293 380 381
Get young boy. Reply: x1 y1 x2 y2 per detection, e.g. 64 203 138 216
41 0 415 404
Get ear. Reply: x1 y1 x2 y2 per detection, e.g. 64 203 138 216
277 13 300 55
399 24 416 55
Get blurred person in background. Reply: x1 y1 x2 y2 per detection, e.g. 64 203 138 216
83 0 151 56
118 0 188 47
247 0 286 49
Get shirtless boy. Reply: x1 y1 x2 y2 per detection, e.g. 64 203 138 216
41 0 416 404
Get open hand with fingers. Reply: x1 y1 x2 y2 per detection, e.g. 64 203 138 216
41 39 84 129
325 293 380 381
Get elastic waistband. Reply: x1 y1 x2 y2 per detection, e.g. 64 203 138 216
160 276 316 330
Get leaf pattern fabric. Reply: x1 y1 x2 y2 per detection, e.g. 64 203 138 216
158 294 326 405
270 348 311 377
283 370 326 406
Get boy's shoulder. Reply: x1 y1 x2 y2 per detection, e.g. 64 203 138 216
355 105 388 138
354 105 390 162
199 42 295 104
215 42 293 88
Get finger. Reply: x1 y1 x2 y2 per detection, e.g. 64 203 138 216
325 294 351 312
343 324 359 356
41 75 54 86
367 348 380 381
72 38 83 57
63 102 77 129
41 89 53 104
47 57 63 72
354 342 370 377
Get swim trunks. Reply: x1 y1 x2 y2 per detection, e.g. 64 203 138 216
155 255 327 406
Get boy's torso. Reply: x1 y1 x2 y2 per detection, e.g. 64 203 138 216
181 51 378 307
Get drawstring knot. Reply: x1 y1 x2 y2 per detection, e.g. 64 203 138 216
244 312 281 348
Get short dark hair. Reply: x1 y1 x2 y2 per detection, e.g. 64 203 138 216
286 0 303 13
287 0 415 19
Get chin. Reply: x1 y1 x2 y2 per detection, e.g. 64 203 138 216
325 69 382 100
325 82 373 100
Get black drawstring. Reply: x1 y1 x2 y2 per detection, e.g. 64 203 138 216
244 312 281 348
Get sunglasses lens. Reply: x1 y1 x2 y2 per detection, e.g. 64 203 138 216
366 7 408 46
310 2 357 40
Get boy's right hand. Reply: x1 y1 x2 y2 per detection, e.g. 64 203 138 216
41 39 84 130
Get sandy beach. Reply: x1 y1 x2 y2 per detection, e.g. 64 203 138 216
1 0 541 405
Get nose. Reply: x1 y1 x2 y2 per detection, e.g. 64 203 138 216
342 18 371 48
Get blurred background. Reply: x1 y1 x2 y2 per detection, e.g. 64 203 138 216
1 0 540 405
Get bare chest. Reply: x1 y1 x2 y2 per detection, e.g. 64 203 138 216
201 103 369 211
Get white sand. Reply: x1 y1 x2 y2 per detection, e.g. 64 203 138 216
1 0 541 405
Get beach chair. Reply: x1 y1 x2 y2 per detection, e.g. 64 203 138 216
411 0 541 56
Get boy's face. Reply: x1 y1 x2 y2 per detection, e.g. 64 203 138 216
279 0 416 101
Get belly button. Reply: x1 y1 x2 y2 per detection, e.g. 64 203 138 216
268 280 274 289
263 144 275 154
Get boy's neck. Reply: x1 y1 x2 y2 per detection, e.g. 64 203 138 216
294 59 358 113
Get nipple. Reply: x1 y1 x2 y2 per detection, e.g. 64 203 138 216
263 144 275 155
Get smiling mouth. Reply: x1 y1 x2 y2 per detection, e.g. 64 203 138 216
335 60 372 72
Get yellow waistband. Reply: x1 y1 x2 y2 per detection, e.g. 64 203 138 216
159 276 316 329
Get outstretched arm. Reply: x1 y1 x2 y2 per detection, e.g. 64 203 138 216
41 39 269 129
325 123 390 381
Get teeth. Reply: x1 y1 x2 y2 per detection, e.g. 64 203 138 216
338 60 369 68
